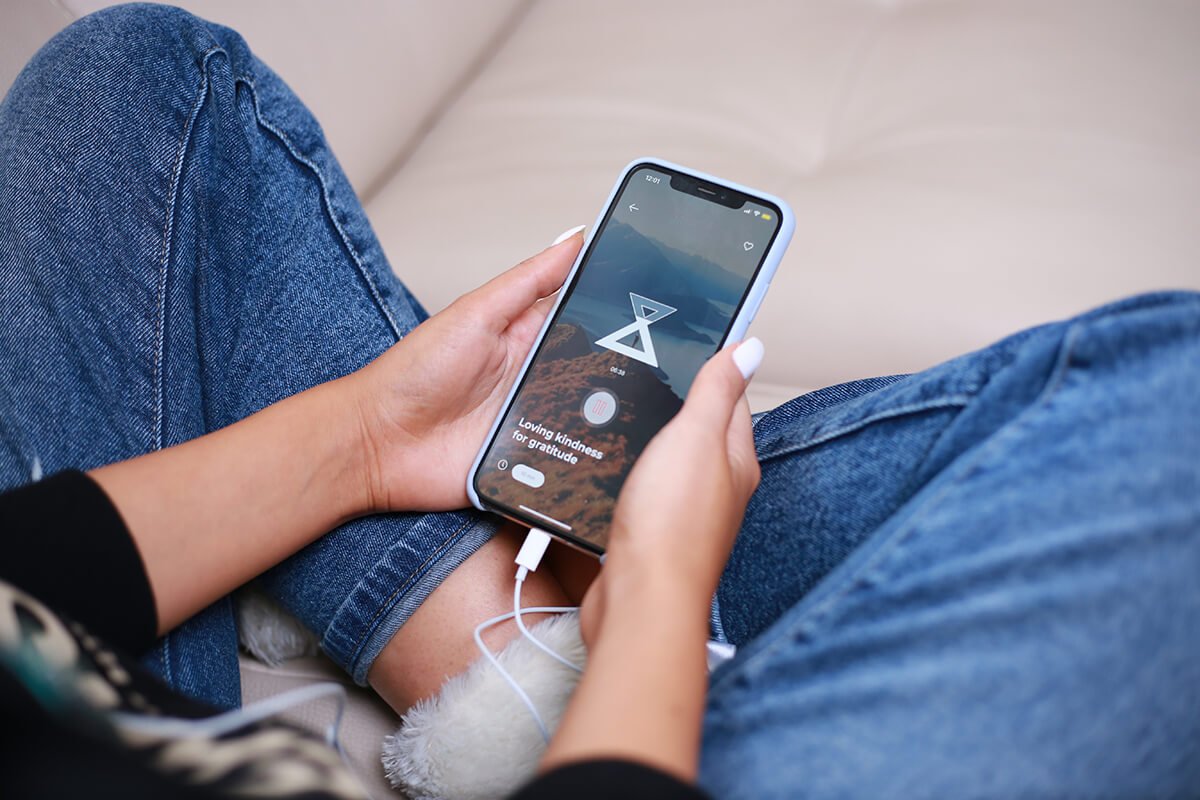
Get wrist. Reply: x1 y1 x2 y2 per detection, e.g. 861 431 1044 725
599 556 714 636
299 375 379 524
548 561 710 783
603 525 721 605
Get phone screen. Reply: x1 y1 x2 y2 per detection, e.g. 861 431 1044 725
473 164 782 551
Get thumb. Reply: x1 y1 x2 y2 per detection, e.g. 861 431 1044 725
683 337 764 430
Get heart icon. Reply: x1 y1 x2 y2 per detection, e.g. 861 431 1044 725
743 241 754 251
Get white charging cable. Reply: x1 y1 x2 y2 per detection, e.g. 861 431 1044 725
513 573 583 673
513 528 583 673
473 527 582 742
102 530 584 785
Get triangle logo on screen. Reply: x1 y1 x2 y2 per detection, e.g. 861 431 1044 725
595 292 677 368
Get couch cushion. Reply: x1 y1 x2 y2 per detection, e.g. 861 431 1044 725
367 0 1200 409
0 1 75 101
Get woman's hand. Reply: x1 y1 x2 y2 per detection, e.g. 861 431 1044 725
347 229 583 513
544 338 763 782
90 231 584 635
578 338 763 643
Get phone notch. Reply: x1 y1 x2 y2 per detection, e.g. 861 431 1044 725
669 172 745 209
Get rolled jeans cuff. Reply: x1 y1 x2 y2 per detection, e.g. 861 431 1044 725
320 512 501 685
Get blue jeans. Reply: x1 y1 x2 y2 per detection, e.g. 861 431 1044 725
703 297 1200 797
0 4 498 709
3 6 1197 796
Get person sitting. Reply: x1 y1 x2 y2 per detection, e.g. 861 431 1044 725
2 6 1197 799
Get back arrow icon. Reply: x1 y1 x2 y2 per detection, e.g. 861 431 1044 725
628 203 639 212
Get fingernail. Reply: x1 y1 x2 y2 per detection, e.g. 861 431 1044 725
551 224 586 246
733 337 764 380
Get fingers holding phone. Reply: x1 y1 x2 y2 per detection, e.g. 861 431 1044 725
468 159 792 553
343 230 583 513
583 338 763 639
681 335 763 504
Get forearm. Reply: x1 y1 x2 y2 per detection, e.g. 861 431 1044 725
91 377 367 633
541 577 712 782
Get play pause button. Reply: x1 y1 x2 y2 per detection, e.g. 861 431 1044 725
581 389 619 427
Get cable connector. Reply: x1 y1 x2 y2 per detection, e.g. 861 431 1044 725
514 527 552 579
471 526 582 741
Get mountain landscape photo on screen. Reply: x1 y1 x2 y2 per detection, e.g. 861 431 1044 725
476 165 779 550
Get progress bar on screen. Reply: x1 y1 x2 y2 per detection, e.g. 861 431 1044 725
519 505 572 531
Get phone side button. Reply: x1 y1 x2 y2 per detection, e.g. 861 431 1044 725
512 464 545 488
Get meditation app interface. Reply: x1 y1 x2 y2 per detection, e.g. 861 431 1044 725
475 166 780 550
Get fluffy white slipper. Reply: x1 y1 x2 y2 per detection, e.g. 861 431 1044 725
235 587 319 666
383 612 586 800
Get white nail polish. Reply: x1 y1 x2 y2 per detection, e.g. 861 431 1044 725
733 337 764 380
551 224 586 246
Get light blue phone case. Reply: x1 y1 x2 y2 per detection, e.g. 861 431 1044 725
465 157 796 525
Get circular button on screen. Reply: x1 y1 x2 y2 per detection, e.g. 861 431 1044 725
581 389 619 427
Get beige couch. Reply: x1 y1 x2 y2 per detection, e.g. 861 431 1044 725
5 1 1199 796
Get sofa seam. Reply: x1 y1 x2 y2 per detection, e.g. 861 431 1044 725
358 0 539 205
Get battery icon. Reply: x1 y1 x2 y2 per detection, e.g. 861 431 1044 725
761 213 772 221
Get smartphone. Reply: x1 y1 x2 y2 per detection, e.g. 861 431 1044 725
467 158 794 555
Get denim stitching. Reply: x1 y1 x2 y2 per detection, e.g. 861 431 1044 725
232 77 403 342
152 46 226 684
153 46 222 452
845 324 1083 593
228 65 428 663
156 44 407 684
757 396 974 462
712 323 1083 692
159 631 171 688
340 518 476 668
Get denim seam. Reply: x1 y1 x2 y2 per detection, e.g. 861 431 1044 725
710 593 730 643
152 45 224 686
345 518 497 684
757 396 974 463
232 76 402 342
235 66 441 672
334 517 474 671
711 323 1084 693
153 42 405 688
153 45 222 453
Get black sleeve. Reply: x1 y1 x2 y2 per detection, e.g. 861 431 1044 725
509 760 712 800
0 470 157 653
